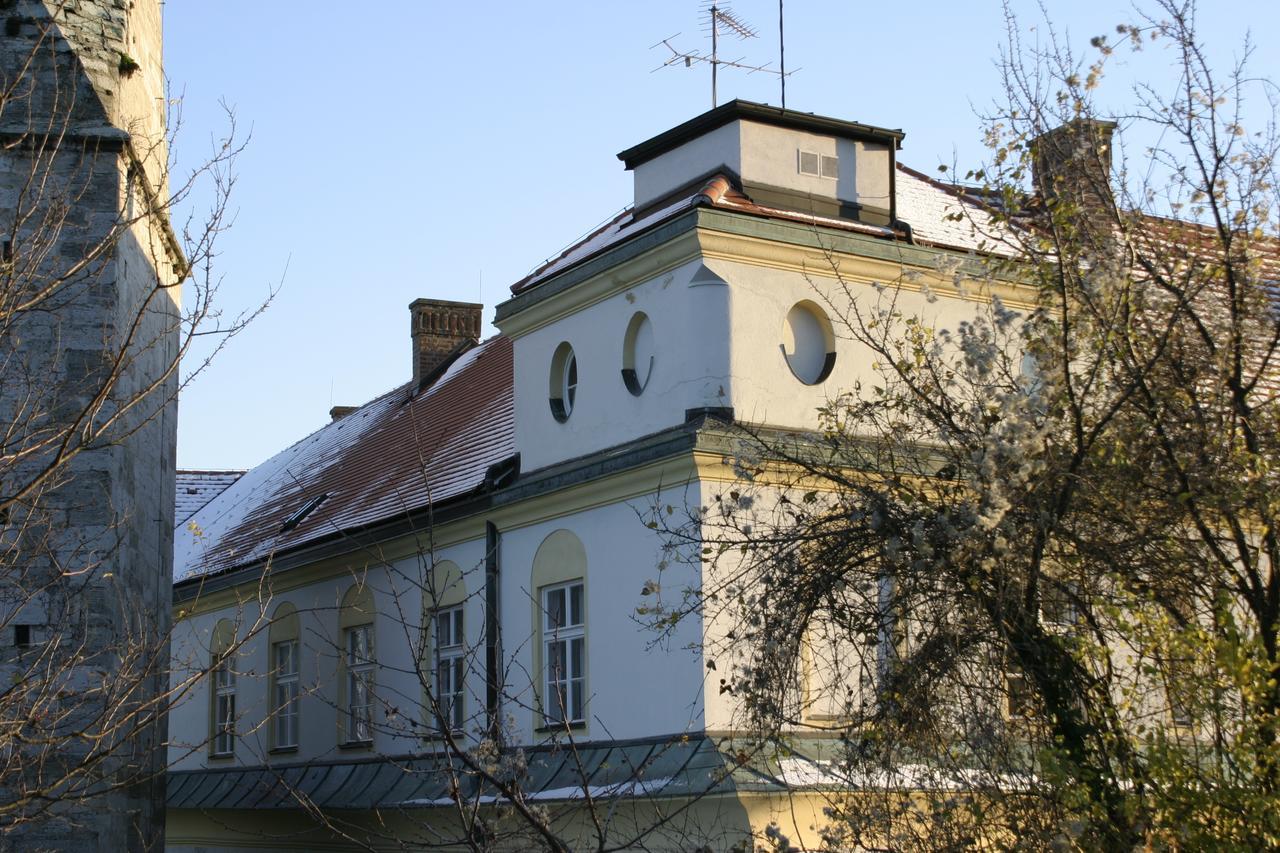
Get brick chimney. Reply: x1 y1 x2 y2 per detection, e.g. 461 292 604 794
1032 119 1117 216
410 298 483 386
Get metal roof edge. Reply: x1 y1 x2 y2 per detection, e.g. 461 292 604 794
617 99 905 170
494 208 701 325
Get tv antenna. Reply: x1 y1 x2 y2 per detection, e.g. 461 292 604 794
652 2 797 109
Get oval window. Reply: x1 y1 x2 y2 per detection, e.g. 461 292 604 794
781 301 836 385
549 342 577 422
621 312 655 396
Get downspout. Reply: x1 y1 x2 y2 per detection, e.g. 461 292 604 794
889 140 898 227
485 520 502 738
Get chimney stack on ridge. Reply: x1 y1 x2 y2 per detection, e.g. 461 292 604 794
1032 118 1117 217
410 298 483 387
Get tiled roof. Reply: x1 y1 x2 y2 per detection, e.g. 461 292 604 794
894 164 1019 255
510 163 1015 296
175 336 514 582
175 470 244 525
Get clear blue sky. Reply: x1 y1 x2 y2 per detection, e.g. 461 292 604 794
166 1 1280 470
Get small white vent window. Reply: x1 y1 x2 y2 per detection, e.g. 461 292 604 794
798 150 820 177
798 150 837 179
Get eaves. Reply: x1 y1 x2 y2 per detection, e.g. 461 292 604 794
496 206 1030 335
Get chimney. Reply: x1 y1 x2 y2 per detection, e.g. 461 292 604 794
1032 118 1117 217
410 298 483 386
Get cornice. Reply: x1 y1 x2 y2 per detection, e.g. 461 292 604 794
497 207 1037 340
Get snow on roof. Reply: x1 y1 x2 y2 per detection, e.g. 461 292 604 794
892 164 1019 255
175 470 245 526
510 164 1014 297
175 337 514 582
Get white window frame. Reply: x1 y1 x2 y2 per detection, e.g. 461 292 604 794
541 581 585 726
433 605 465 733
345 624 375 743
212 654 236 756
272 639 300 749
561 351 578 413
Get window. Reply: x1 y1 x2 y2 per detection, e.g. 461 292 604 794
346 624 374 743
542 581 585 725
549 341 578 422
621 311 655 396
339 583 376 745
272 640 300 749
434 605 465 732
213 655 236 755
530 530 588 732
780 300 836 385
210 619 236 757
268 602 301 751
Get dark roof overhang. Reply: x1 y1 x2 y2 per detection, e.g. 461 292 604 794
616 99 905 170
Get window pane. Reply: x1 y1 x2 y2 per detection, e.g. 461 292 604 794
547 680 566 721
452 609 464 646
451 658 465 728
548 638 565 677
435 612 448 649
569 584 583 627
348 625 372 663
570 637 583 679
571 677 583 722
546 588 565 631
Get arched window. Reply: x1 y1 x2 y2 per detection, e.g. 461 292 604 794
209 619 237 757
268 602 301 751
423 560 466 735
338 584 376 745
530 530 588 730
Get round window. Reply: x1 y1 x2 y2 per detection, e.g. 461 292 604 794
549 342 577 422
621 311 655 396
781 301 836 385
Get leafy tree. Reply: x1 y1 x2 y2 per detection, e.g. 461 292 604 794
653 1 1280 848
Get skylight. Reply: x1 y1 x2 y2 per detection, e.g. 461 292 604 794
280 493 328 533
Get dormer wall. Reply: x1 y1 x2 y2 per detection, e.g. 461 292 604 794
505 255 731 473
633 119 894 224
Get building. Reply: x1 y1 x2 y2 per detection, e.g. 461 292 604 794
0 1 178 848
166 101 1024 850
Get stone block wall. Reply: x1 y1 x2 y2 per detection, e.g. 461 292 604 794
0 2 176 849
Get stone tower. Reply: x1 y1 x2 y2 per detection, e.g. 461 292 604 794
0 1 178 848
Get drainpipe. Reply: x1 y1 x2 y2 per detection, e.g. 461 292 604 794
485 521 501 738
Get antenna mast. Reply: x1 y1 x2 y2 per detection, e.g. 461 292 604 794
652 2 797 108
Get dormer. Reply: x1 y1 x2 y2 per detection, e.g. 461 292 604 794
617 99 903 226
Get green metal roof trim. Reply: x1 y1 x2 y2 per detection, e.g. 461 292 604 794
166 735 849 811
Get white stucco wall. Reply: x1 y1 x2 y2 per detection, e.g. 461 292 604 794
633 121 743 208
168 537 489 771
496 492 706 744
718 258 1000 433
169 485 708 767
632 119 892 214
513 257 731 473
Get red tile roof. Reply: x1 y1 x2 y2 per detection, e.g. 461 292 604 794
175 336 514 581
